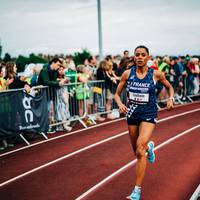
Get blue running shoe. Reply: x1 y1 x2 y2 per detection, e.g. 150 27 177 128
126 188 141 200
147 141 155 163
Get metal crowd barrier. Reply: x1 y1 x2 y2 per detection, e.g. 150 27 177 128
49 80 122 129
156 72 200 107
0 78 199 147
0 86 49 145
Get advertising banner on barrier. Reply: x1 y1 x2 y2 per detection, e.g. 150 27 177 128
0 89 49 139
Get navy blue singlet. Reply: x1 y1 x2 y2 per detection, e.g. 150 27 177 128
126 67 158 122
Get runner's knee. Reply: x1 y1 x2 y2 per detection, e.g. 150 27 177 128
136 144 146 159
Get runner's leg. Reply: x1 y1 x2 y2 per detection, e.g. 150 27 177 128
135 121 155 186
128 125 139 154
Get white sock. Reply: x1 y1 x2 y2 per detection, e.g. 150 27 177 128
134 186 141 191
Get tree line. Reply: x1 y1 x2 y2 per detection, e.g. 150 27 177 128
0 48 91 72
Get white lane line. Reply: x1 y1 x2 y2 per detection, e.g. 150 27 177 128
0 117 125 157
1 105 199 158
0 108 200 187
190 184 200 200
75 124 200 200
0 131 128 187
158 108 200 122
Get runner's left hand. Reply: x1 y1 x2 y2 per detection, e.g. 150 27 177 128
166 99 174 110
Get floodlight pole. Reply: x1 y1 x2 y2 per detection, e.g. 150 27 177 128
97 0 103 60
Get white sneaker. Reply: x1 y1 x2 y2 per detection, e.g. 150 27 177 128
127 188 141 200
56 125 64 132
107 113 116 120
63 123 72 132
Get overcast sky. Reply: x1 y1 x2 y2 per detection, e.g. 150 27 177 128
0 0 200 57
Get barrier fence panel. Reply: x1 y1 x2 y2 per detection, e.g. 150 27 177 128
157 72 200 107
0 86 49 144
49 80 107 128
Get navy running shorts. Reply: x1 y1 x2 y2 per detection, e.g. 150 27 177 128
127 117 156 126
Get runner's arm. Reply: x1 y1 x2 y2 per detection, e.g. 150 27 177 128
114 70 130 113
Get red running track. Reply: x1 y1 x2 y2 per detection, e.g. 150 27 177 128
0 102 199 200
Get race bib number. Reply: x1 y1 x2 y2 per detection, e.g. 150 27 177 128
129 92 149 104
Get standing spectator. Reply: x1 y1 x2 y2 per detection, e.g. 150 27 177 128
37 57 65 87
76 64 92 125
106 55 118 75
185 55 195 95
191 57 200 94
5 62 30 92
85 55 97 80
23 63 43 86
118 57 134 75
159 56 170 81
85 56 105 122
173 57 183 96
96 60 107 113
56 66 72 132
0 65 10 151
123 50 130 59
37 57 66 133
148 58 159 70
168 58 176 86
65 55 76 71
104 59 120 119
64 59 77 84
157 56 170 99
0 65 7 91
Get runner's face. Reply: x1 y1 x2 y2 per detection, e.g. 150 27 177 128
134 48 149 67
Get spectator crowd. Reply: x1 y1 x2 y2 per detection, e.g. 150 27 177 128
0 50 200 150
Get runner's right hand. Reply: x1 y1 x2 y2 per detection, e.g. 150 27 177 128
119 104 128 114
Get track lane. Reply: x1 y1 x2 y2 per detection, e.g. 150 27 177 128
0 102 199 157
87 128 200 200
0 109 199 199
0 106 199 184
